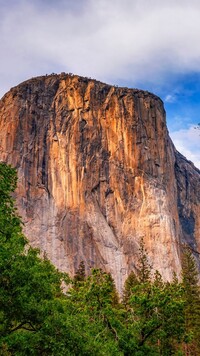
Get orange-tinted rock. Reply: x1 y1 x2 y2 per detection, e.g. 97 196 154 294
0 73 199 293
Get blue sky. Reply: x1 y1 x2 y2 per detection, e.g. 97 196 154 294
0 0 200 167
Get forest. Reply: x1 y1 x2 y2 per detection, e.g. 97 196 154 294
0 162 200 355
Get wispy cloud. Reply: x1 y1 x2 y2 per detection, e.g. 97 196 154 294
170 126 200 169
164 94 177 103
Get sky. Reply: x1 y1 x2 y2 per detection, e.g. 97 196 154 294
0 0 200 168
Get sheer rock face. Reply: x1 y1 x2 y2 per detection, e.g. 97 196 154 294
0 74 200 293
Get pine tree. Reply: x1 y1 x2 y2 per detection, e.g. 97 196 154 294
137 237 151 283
122 240 185 354
122 271 138 306
181 245 200 354
74 260 86 284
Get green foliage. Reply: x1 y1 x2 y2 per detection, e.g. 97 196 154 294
69 268 123 355
123 271 185 354
0 163 25 250
122 271 138 306
137 237 151 283
122 240 186 355
73 260 86 286
181 246 200 354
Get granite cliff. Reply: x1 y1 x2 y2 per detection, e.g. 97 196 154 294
0 73 200 293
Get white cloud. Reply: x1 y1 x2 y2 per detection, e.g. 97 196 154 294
164 94 177 103
170 126 200 169
1 0 200 98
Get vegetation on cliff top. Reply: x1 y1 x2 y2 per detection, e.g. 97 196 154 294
0 163 200 355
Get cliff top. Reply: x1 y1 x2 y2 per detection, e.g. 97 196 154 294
1 72 163 105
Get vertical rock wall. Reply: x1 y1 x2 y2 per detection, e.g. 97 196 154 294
0 74 199 293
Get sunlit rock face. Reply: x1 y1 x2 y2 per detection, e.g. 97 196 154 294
0 74 199 293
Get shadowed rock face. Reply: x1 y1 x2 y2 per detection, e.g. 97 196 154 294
0 73 200 293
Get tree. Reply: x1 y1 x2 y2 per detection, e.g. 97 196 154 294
137 237 151 283
122 271 138 306
68 268 124 355
121 240 186 354
73 260 86 285
0 162 25 250
181 246 200 354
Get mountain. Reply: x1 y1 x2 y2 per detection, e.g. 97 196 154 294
0 73 199 293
